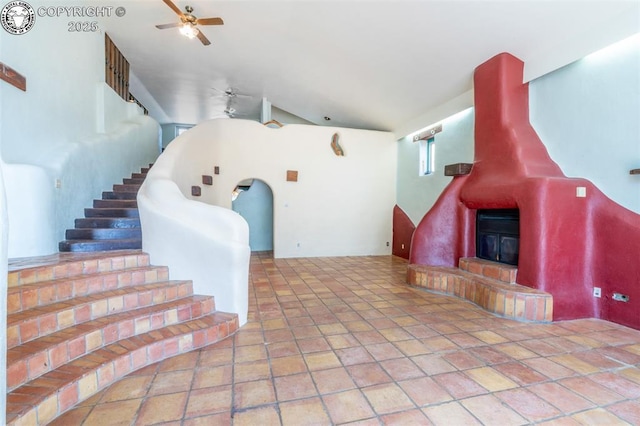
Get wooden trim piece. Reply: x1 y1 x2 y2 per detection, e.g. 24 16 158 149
264 119 284 128
631 169 640 175
0 62 26 91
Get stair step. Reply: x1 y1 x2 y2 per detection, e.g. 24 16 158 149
65 228 141 241
122 177 145 185
8 251 149 287
93 199 138 208
141 167 151 173
131 172 147 179
6 295 215 391
84 208 139 218
59 239 142 253
74 217 140 229
8 265 169 314
101 191 138 200
113 184 141 193
6 312 238 425
7 280 193 349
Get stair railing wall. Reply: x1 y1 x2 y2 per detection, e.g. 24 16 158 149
137 126 251 326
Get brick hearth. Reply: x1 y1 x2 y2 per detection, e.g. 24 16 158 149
407 258 553 323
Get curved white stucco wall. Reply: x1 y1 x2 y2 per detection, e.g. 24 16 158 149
138 129 251 325
139 119 397 324
2 106 159 258
1 5 161 257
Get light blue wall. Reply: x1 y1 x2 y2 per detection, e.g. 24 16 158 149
232 179 274 251
161 123 194 149
529 35 640 213
396 36 640 225
396 108 474 225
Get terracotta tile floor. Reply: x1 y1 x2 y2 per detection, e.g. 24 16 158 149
51 253 640 425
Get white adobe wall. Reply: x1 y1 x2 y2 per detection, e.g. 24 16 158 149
0 5 159 257
164 119 397 258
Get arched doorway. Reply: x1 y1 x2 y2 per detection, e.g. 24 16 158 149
231 179 274 252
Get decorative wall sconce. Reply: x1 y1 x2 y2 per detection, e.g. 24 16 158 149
412 123 443 142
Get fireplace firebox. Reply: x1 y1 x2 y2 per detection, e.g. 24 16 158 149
476 209 519 265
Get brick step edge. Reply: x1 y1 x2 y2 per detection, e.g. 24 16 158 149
459 257 518 284
407 264 553 322
8 265 170 315
7 295 216 391
8 251 150 287
6 312 239 426
7 281 194 349
59 239 142 253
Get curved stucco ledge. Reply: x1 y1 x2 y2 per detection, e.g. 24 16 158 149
138 161 250 326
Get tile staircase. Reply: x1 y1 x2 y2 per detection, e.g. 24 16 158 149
58 166 152 252
407 257 553 322
6 250 239 425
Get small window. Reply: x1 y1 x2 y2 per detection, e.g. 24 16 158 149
419 137 435 175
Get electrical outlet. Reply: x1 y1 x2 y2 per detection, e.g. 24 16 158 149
612 293 629 302
593 287 601 298
576 187 586 198
401 244 405 250
386 242 390 247
55 178 62 189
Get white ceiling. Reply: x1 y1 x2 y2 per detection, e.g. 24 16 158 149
102 0 639 136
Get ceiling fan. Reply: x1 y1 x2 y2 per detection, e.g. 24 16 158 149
212 87 251 99
155 0 224 46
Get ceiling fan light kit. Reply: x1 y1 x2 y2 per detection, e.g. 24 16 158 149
156 0 224 46
179 22 198 39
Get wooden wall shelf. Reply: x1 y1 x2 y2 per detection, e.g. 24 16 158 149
444 163 473 176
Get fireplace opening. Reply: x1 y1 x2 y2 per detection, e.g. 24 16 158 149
476 209 520 265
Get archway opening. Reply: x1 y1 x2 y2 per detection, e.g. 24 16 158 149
231 179 274 252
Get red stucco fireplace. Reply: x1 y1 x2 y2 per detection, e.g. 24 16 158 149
409 53 640 329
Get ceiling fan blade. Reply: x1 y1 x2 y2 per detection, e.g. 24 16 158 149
155 22 181 29
197 17 224 26
162 0 184 17
196 30 211 46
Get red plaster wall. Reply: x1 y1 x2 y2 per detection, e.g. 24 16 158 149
410 52 640 329
392 205 416 259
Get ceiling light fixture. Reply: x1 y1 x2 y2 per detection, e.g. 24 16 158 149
179 22 199 39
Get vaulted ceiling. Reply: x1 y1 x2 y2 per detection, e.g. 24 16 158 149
102 0 639 136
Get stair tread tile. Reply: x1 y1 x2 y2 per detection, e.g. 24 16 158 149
7 295 213 366
9 251 149 285
7 281 194 348
8 265 171 313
